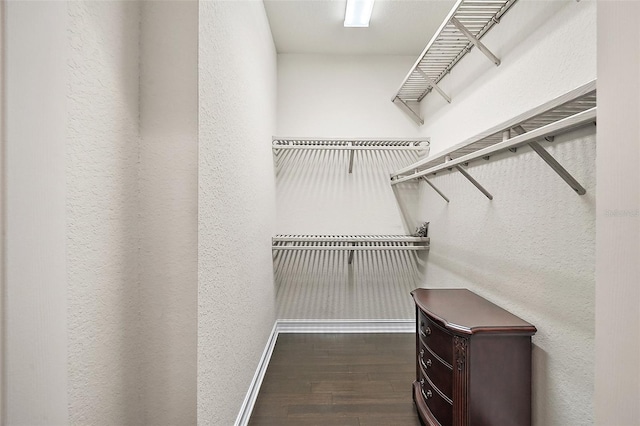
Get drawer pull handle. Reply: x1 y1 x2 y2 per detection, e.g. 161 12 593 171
420 378 425 386
420 349 424 357
425 326 432 336
426 358 432 368
426 390 433 399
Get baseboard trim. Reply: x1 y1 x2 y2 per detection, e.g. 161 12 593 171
234 321 279 426
234 318 414 426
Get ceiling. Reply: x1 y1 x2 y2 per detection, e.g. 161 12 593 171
263 0 457 56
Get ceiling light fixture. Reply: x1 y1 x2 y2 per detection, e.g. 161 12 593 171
344 0 375 27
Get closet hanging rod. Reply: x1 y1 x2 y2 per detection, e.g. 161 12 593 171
391 107 596 185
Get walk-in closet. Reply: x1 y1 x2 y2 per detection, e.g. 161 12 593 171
2 0 638 425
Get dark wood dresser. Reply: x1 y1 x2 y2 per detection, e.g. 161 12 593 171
411 288 537 426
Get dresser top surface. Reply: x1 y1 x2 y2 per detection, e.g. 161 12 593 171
411 288 536 335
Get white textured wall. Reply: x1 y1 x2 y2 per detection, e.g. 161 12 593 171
4 2 69 423
278 54 422 138
139 2 198 424
406 1 596 425
595 2 640 423
276 55 427 319
66 2 142 424
198 1 277 424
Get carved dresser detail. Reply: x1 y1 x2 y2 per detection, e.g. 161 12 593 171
411 288 537 426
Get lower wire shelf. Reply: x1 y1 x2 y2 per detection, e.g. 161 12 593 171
272 234 430 264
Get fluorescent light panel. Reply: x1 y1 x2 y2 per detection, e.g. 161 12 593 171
344 0 375 27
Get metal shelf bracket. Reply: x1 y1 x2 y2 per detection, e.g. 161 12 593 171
422 176 450 203
393 97 424 125
416 68 451 104
455 165 493 200
528 141 586 195
450 17 501 66
513 125 586 195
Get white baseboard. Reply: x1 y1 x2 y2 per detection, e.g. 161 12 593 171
234 318 414 426
233 321 279 426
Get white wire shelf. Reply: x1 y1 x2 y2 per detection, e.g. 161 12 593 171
272 234 430 264
390 80 597 200
392 0 519 125
273 137 430 173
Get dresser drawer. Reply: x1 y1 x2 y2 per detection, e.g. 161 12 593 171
419 366 453 426
418 309 453 362
419 340 453 400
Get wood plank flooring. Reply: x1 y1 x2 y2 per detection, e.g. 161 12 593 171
249 333 421 426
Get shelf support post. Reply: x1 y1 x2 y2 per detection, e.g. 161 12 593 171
455 165 493 200
422 177 450 203
392 96 424 125
348 143 355 174
348 243 355 265
415 68 451 104
450 17 501 66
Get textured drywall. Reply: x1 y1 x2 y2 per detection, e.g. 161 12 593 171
405 1 597 425
278 54 422 138
66 2 142 424
595 2 640 423
4 2 69 423
139 2 198 424
198 1 277 424
276 55 428 319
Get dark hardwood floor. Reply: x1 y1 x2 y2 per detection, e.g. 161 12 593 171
249 333 421 426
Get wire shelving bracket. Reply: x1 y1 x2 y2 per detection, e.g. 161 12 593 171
392 0 519 125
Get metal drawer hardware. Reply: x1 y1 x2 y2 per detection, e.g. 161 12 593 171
390 81 597 199
425 326 432 336
426 390 433 399
426 359 432 368
420 349 425 358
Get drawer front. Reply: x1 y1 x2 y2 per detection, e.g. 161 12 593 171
418 309 453 362
419 366 453 426
419 341 453 400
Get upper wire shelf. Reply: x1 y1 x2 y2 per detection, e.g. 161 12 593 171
390 80 597 200
392 0 519 125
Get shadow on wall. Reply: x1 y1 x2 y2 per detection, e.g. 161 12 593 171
273 249 427 320
275 147 426 235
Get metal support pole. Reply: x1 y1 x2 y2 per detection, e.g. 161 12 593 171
450 17 501 66
348 148 355 174
422 177 450 203
415 67 451 103
455 165 493 200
